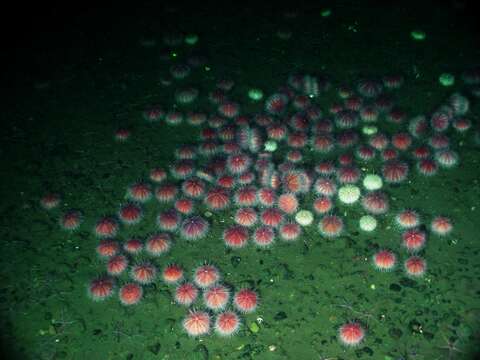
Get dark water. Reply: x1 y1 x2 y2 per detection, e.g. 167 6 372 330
1 1 479 359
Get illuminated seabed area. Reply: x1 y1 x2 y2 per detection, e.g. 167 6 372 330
1 1 480 359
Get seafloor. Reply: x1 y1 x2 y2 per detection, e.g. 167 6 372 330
1 1 479 359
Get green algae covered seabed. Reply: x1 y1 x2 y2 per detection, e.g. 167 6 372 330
1 1 479 359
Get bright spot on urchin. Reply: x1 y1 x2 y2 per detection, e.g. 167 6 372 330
248 88 264 101
362 125 378 135
338 185 361 204
295 210 314 226
264 140 278 152
439 73 455 87
363 174 383 191
359 215 377 232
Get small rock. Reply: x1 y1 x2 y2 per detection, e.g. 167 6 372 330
274 311 287 321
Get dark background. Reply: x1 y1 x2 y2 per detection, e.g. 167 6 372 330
2 0 479 68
